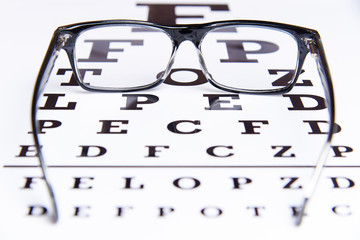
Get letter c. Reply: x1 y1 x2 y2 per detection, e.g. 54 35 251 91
167 120 201 134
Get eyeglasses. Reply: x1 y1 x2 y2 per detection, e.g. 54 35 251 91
31 19 335 225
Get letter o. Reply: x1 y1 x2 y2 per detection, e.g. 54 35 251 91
159 68 208 86
173 177 200 189
201 207 223 217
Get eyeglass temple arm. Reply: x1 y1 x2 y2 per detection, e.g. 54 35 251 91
31 29 65 223
296 35 336 225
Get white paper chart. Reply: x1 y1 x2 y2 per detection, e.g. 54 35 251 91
1 1 360 239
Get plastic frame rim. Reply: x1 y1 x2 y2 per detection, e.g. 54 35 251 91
58 19 315 94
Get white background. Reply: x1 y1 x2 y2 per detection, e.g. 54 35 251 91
1 0 360 239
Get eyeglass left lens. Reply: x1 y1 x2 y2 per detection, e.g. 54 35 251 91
74 25 173 91
200 25 299 92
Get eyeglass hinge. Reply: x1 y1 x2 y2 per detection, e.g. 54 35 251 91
303 37 318 56
56 33 72 51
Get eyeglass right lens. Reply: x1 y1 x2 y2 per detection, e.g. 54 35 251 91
74 25 173 91
200 25 299 92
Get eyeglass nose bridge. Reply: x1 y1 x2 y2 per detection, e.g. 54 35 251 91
160 27 211 87
168 27 209 47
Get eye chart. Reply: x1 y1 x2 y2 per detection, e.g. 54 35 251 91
1 1 359 239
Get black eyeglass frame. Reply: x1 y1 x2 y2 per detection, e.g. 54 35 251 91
31 19 335 225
